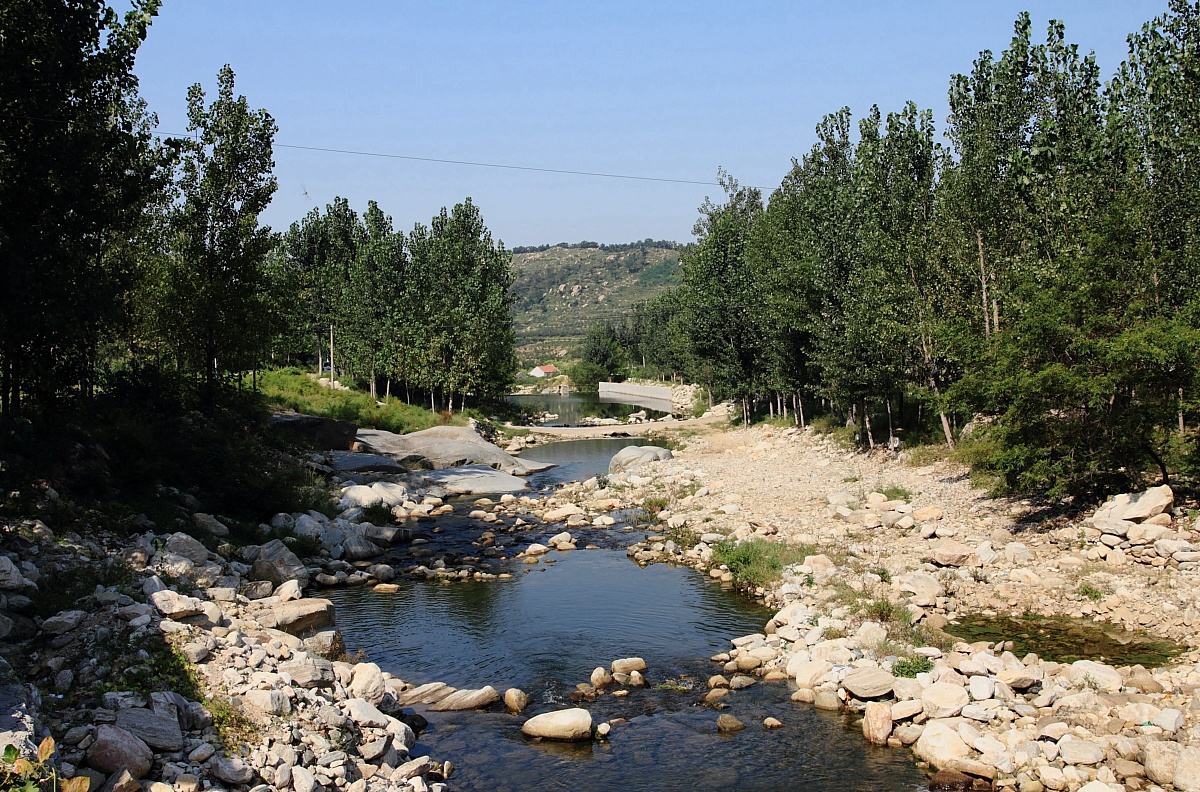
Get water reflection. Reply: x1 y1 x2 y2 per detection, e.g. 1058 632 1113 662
507 393 667 426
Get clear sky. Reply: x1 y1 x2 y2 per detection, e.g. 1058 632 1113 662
132 0 1165 247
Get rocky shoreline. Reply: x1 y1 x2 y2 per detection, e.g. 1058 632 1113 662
526 425 1200 792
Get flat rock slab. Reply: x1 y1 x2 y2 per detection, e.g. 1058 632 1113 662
420 465 530 495
358 426 554 475
327 451 422 474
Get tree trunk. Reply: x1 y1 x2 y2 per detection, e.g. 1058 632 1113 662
1179 388 1185 433
329 325 335 380
976 229 992 338
317 343 323 377
369 365 376 400
796 393 805 428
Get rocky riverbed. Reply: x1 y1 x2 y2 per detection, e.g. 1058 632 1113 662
523 424 1200 792
7 418 1199 792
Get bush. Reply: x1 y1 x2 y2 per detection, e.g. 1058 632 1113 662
711 539 811 587
880 484 912 501
863 598 910 625
892 656 933 678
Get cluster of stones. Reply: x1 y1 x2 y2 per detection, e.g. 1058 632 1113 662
1083 486 1200 570
705 592 1200 792
544 426 1200 790
1 518 456 792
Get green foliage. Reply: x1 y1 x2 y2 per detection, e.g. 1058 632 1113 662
570 322 632 388
892 656 934 678
146 64 278 391
711 539 810 587
1077 582 1106 601
867 567 892 583
2 736 88 792
273 197 517 409
0 0 166 419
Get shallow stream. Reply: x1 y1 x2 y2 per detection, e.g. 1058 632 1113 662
327 438 928 791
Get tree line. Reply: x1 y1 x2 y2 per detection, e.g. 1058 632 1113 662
268 197 516 410
581 3 1200 499
0 0 516 420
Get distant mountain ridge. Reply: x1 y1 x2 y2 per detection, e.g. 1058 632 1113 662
509 241 683 357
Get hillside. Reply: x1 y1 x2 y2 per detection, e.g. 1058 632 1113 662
509 242 681 360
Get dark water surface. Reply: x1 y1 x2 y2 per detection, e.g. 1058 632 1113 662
327 440 927 792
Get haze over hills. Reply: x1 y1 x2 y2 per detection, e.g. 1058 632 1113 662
509 240 682 362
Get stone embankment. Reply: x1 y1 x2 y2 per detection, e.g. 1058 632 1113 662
527 425 1200 791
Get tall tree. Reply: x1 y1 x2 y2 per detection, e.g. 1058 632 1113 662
0 0 166 417
155 65 277 392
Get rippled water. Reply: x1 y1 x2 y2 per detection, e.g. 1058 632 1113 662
327 440 928 791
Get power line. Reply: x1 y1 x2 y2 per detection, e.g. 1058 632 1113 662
150 130 739 188
5 112 750 188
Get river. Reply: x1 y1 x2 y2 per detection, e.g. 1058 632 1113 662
326 439 927 791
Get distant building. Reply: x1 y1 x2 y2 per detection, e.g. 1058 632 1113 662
528 364 561 378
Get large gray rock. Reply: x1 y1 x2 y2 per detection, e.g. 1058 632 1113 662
85 725 153 778
149 590 204 619
327 451 414 474
0 557 32 590
191 513 230 538
251 539 309 587
842 668 895 699
1097 485 1173 523
347 663 386 705
40 609 87 635
165 532 210 565
922 682 969 718
357 425 553 476
913 720 970 768
520 708 592 741
340 533 381 561
608 445 673 473
253 598 334 635
115 706 184 751
280 658 335 689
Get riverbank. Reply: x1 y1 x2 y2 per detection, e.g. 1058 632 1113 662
532 423 1200 791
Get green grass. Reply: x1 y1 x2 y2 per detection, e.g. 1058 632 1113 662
711 538 812 587
905 444 952 467
880 484 913 501
260 367 465 434
1077 582 1106 601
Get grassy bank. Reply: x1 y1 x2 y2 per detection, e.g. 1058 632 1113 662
259 368 465 434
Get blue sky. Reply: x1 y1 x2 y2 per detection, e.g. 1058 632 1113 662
133 1 1165 246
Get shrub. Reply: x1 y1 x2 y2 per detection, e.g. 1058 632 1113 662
892 656 933 678
863 598 910 625
711 539 810 587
